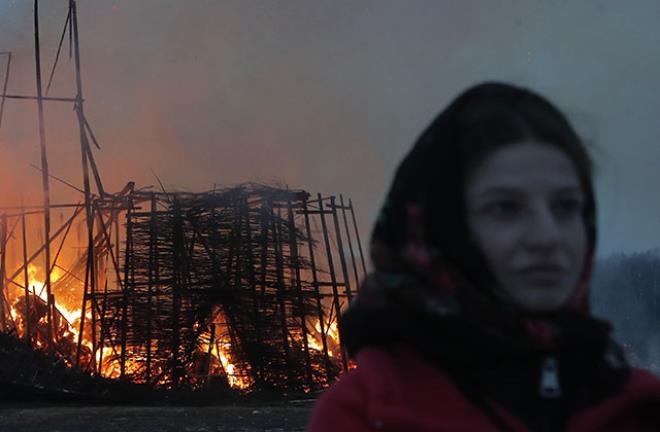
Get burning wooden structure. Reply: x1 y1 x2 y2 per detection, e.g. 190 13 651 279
0 1 366 396
1 185 365 393
0 185 365 391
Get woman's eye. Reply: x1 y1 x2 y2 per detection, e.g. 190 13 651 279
485 201 520 218
553 199 583 217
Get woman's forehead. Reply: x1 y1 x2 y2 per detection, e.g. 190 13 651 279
466 141 582 195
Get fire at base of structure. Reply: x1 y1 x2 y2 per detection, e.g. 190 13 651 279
0 184 365 394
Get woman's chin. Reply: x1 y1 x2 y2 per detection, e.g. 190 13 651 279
510 289 571 314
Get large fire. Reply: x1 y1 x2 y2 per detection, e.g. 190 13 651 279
5 264 341 391
1 0 362 395
8 264 91 362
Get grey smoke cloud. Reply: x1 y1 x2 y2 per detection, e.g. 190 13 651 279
1 0 660 257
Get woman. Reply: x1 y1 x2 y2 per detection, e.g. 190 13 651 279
307 82 660 431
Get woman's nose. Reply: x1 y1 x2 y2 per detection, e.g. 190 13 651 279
523 206 561 251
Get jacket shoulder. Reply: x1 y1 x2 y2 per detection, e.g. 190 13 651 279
307 369 371 432
309 346 513 432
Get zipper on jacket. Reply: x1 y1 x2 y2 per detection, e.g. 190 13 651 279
539 356 561 398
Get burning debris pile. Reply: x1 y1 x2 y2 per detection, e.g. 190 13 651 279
1 184 365 396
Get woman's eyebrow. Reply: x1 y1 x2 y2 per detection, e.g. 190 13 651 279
476 186 524 198
475 185 583 199
554 186 583 194
551 187 585 199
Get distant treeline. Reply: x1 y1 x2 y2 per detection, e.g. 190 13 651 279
592 248 660 373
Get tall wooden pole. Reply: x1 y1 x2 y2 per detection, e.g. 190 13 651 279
340 195 361 294
34 0 55 353
21 210 31 343
0 52 11 131
317 195 348 371
349 199 367 275
287 199 313 386
70 0 99 364
72 1 104 197
0 214 7 332
329 196 352 301
302 197 333 381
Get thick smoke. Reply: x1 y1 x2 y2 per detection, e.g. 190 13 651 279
1 1 660 257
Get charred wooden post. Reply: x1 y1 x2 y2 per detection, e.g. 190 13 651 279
258 202 271 383
34 0 55 354
317 194 348 372
128 206 138 377
288 198 314 386
71 0 105 198
170 198 184 386
120 199 133 378
72 0 97 368
146 194 157 384
0 213 7 331
0 51 11 131
21 210 31 343
244 199 263 385
302 196 334 382
272 205 293 386
226 196 243 388
96 269 110 376
74 210 92 368
330 196 353 302
340 195 361 299
349 198 367 275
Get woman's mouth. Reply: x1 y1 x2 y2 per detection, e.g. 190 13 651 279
515 266 566 286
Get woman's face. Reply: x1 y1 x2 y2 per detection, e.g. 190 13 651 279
464 141 588 313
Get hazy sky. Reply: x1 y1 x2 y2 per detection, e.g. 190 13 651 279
1 0 659 258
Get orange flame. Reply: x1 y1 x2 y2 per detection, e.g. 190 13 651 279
7 264 344 389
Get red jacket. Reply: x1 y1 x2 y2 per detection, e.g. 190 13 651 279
307 346 660 431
